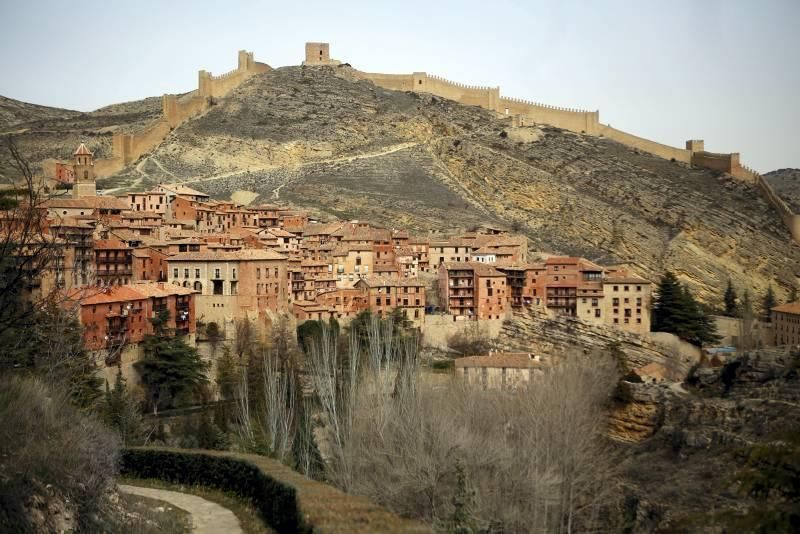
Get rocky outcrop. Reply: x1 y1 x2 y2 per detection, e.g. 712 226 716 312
619 348 800 531
498 308 699 374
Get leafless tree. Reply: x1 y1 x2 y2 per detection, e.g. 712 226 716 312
0 136 59 341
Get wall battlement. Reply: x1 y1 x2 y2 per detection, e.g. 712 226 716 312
96 50 270 177
334 41 797 243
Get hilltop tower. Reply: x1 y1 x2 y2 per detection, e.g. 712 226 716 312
71 143 96 198
303 42 340 66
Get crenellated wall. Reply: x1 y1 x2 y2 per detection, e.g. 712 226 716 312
501 96 600 134
600 125 693 163
95 50 270 177
690 151 743 178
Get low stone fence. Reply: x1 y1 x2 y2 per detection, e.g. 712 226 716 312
120 447 430 533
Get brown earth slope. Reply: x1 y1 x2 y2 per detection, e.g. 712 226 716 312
3 65 798 304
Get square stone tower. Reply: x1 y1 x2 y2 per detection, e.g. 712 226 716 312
305 42 330 64
303 42 340 66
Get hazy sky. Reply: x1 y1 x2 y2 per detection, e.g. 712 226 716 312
1 0 798 172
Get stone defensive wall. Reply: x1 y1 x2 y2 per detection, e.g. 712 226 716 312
501 96 600 134
95 50 270 177
353 54 797 244
599 125 693 164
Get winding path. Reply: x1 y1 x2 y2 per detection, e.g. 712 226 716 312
119 484 243 533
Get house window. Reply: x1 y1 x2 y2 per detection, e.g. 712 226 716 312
612 298 619 306
595 308 601 318
195 269 200 278
173 268 178 278
215 268 220 278
613 286 618 291
232 268 237 279
257 268 261 279
184 268 189 278
230 281 238 295
636 286 641 291
624 286 629 291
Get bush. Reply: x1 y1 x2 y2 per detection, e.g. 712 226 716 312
120 448 423 533
121 449 299 531
0 376 119 532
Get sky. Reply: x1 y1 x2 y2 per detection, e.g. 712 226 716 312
1 0 798 172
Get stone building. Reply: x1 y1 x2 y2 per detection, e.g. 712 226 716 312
455 352 551 390
69 282 195 354
438 262 508 321
166 249 288 328
772 301 800 346
354 276 426 328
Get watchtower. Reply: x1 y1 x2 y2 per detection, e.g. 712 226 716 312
72 143 96 198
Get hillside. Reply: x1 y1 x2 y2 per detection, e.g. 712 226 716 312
0 95 161 180
4 65 799 303
765 168 800 213
0 95 80 130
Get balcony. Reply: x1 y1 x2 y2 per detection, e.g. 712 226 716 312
97 268 133 276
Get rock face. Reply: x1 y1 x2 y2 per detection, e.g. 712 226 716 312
4 65 799 303
619 348 800 531
498 307 699 373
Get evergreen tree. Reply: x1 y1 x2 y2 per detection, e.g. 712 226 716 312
762 285 777 322
102 367 142 446
724 279 739 317
215 345 238 400
653 271 720 347
789 285 799 304
135 310 209 412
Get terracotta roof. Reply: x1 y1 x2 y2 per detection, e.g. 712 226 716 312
455 353 550 369
73 143 92 156
545 256 581 265
441 262 505 277
130 282 195 298
773 301 800 315
75 285 148 305
94 239 128 250
167 249 287 262
44 196 129 210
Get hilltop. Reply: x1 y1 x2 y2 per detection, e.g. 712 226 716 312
2 64 798 304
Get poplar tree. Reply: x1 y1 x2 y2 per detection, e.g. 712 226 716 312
724 279 739 317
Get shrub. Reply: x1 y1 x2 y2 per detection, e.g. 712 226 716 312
121 448 299 532
0 376 119 532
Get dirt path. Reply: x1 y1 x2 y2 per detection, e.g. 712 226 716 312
119 484 243 534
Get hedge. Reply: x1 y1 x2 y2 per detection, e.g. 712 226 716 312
120 447 430 533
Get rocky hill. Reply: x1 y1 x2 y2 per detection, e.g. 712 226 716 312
765 168 800 213
0 95 160 180
2 65 798 303
616 348 800 531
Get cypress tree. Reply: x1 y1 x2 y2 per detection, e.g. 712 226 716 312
762 286 777 322
724 279 739 317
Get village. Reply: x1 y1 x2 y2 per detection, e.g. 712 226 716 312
20 142 675 381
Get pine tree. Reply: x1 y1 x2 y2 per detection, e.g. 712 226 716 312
135 310 209 412
215 345 238 400
762 285 777 322
724 279 739 317
653 272 720 347
102 367 142 446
